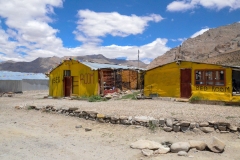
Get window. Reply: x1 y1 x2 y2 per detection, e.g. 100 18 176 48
64 70 71 77
195 70 225 86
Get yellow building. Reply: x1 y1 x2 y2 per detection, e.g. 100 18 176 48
144 61 240 102
48 59 141 97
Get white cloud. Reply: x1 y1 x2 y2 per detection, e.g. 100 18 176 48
167 0 240 12
74 9 163 45
0 0 63 61
191 28 210 38
0 1 169 65
171 38 187 42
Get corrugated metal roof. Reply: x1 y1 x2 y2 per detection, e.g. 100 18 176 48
81 61 144 70
0 71 48 80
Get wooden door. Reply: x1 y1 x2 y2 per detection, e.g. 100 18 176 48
180 69 192 98
64 77 72 97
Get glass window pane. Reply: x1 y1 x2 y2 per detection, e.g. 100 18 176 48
215 82 224 86
220 70 224 80
215 71 220 80
206 81 213 85
206 71 213 80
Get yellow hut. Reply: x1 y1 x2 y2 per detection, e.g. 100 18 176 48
144 61 240 102
48 59 142 97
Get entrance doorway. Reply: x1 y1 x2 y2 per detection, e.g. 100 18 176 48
63 70 72 97
180 69 192 98
232 70 240 95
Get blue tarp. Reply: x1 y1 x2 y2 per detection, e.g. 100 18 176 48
0 71 48 80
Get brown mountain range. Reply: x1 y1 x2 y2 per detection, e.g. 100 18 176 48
147 22 240 69
0 54 147 73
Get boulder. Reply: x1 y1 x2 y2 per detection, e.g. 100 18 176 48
142 149 153 156
166 118 173 127
218 126 227 131
190 122 197 129
189 140 207 151
199 122 209 127
178 151 188 156
200 127 214 133
159 118 165 126
97 113 105 119
130 140 163 150
181 126 190 132
207 137 226 153
68 107 78 111
163 127 173 132
228 125 238 132
170 142 190 153
173 125 181 132
179 121 190 127
119 116 128 120
154 145 170 154
134 116 154 123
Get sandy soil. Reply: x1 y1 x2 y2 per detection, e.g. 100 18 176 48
0 90 240 160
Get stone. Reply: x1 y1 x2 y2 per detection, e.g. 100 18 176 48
199 122 209 127
178 151 188 156
228 125 238 132
207 136 226 153
159 118 165 126
179 121 190 127
200 127 214 133
15 106 23 109
181 126 189 132
97 113 105 119
154 145 170 154
134 116 154 123
85 128 92 132
189 140 207 151
208 121 217 125
163 127 172 132
68 107 78 111
218 125 227 131
190 122 197 129
170 142 190 153
161 141 173 147
173 125 181 132
119 116 128 120
166 118 173 127
75 125 82 128
111 115 119 121
97 118 105 123
105 94 112 99
142 149 153 156
218 122 230 126
130 140 163 150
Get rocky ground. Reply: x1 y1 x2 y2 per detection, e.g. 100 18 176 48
0 90 240 160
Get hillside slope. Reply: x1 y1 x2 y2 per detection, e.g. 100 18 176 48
147 23 240 69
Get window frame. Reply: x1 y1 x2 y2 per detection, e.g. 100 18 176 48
194 69 226 86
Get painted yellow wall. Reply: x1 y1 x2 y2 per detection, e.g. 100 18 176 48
144 62 183 97
144 61 240 102
49 60 99 97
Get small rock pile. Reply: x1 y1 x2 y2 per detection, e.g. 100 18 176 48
130 137 226 157
15 105 240 134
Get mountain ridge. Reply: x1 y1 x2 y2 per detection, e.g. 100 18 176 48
0 54 147 73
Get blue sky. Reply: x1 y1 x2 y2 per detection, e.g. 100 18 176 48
0 0 239 64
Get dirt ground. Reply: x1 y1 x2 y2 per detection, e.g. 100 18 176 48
0 90 240 160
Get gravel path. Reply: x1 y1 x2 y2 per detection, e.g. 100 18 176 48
2 90 240 126
1 90 240 160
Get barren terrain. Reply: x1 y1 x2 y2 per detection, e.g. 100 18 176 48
1 90 240 160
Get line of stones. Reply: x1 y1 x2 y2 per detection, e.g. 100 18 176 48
23 105 240 133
